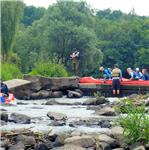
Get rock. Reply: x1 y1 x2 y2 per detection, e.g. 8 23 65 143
71 131 81 136
9 142 25 150
128 94 138 99
0 120 7 125
112 148 124 150
67 90 83 98
64 135 95 148
74 89 84 96
85 96 109 106
96 134 119 148
133 146 145 150
30 90 51 99
35 143 49 150
54 133 70 147
51 91 63 98
100 120 111 128
0 138 10 148
47 112 67 121
145 99 149 106
13 134 36 146
49 120 66 126
10 113 31 124
45 100 59 105
62 144 86 150
0 113 8 122
24 75 79 91
95 107 116 116
95 142 110 150
110 126 124 139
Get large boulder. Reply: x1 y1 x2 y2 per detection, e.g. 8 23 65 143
51 91 63 98
64 135 95 148
24 75 79 91
47 112 67 121
10 113 31 124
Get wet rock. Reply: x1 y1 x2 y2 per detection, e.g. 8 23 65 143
96 134 119 148
64 135 95 148
35 143 49 150
133 145 145 150
95 107 116 116
51 91 63 98
30 90 51 99
47 112 67 121
45 100 59 105
49 120 66 126
83 97 108 105
95 142 110 150
13 134 36 146
9 142 25 150
10 113 31 124
0 138 10 148
100 120 111 128
0 120 7 125
17 102 28 105
67 90 83 98
0 113 8 122
63 144 86 150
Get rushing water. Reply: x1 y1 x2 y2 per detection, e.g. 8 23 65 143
0 97 118 135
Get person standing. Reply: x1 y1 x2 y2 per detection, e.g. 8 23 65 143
70 49 80 75
111 64 122 96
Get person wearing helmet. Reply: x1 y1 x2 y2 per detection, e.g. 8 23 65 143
127 68 139 80
135 68 143 79
111 64 122 96
99 66 111 81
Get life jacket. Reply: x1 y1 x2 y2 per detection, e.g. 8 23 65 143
112 68 120 78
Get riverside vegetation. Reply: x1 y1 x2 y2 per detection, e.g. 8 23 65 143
1 1 149 80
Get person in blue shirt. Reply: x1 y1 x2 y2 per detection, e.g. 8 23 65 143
135 68 143 79
141 69 149 80
99 66 111 81
127 68 139 80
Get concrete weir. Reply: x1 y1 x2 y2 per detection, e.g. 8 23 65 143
4 76 149 99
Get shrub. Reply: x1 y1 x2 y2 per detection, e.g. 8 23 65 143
117 99 149 144
1 63 22 81
29 62 68 77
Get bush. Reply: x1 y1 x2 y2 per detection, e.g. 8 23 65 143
117 99 149 144
1 63 22 81
29 62 68 77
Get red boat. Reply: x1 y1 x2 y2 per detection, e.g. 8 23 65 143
79 77 149 86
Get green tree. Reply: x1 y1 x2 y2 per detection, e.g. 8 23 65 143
1 0 24 58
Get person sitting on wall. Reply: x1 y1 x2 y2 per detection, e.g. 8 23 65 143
141 69 149 80
99 66 111 81
127 68 139 80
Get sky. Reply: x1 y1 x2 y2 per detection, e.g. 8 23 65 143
23 0 149 16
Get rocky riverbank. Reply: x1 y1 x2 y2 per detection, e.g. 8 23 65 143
0 94 149 150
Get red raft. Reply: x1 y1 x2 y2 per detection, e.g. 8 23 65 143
79 77 149 86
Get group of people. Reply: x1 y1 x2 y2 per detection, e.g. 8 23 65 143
99 65 149 96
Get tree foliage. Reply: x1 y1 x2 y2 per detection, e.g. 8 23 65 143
1 0 24 57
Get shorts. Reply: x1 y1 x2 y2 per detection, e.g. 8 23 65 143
112 79 120 90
